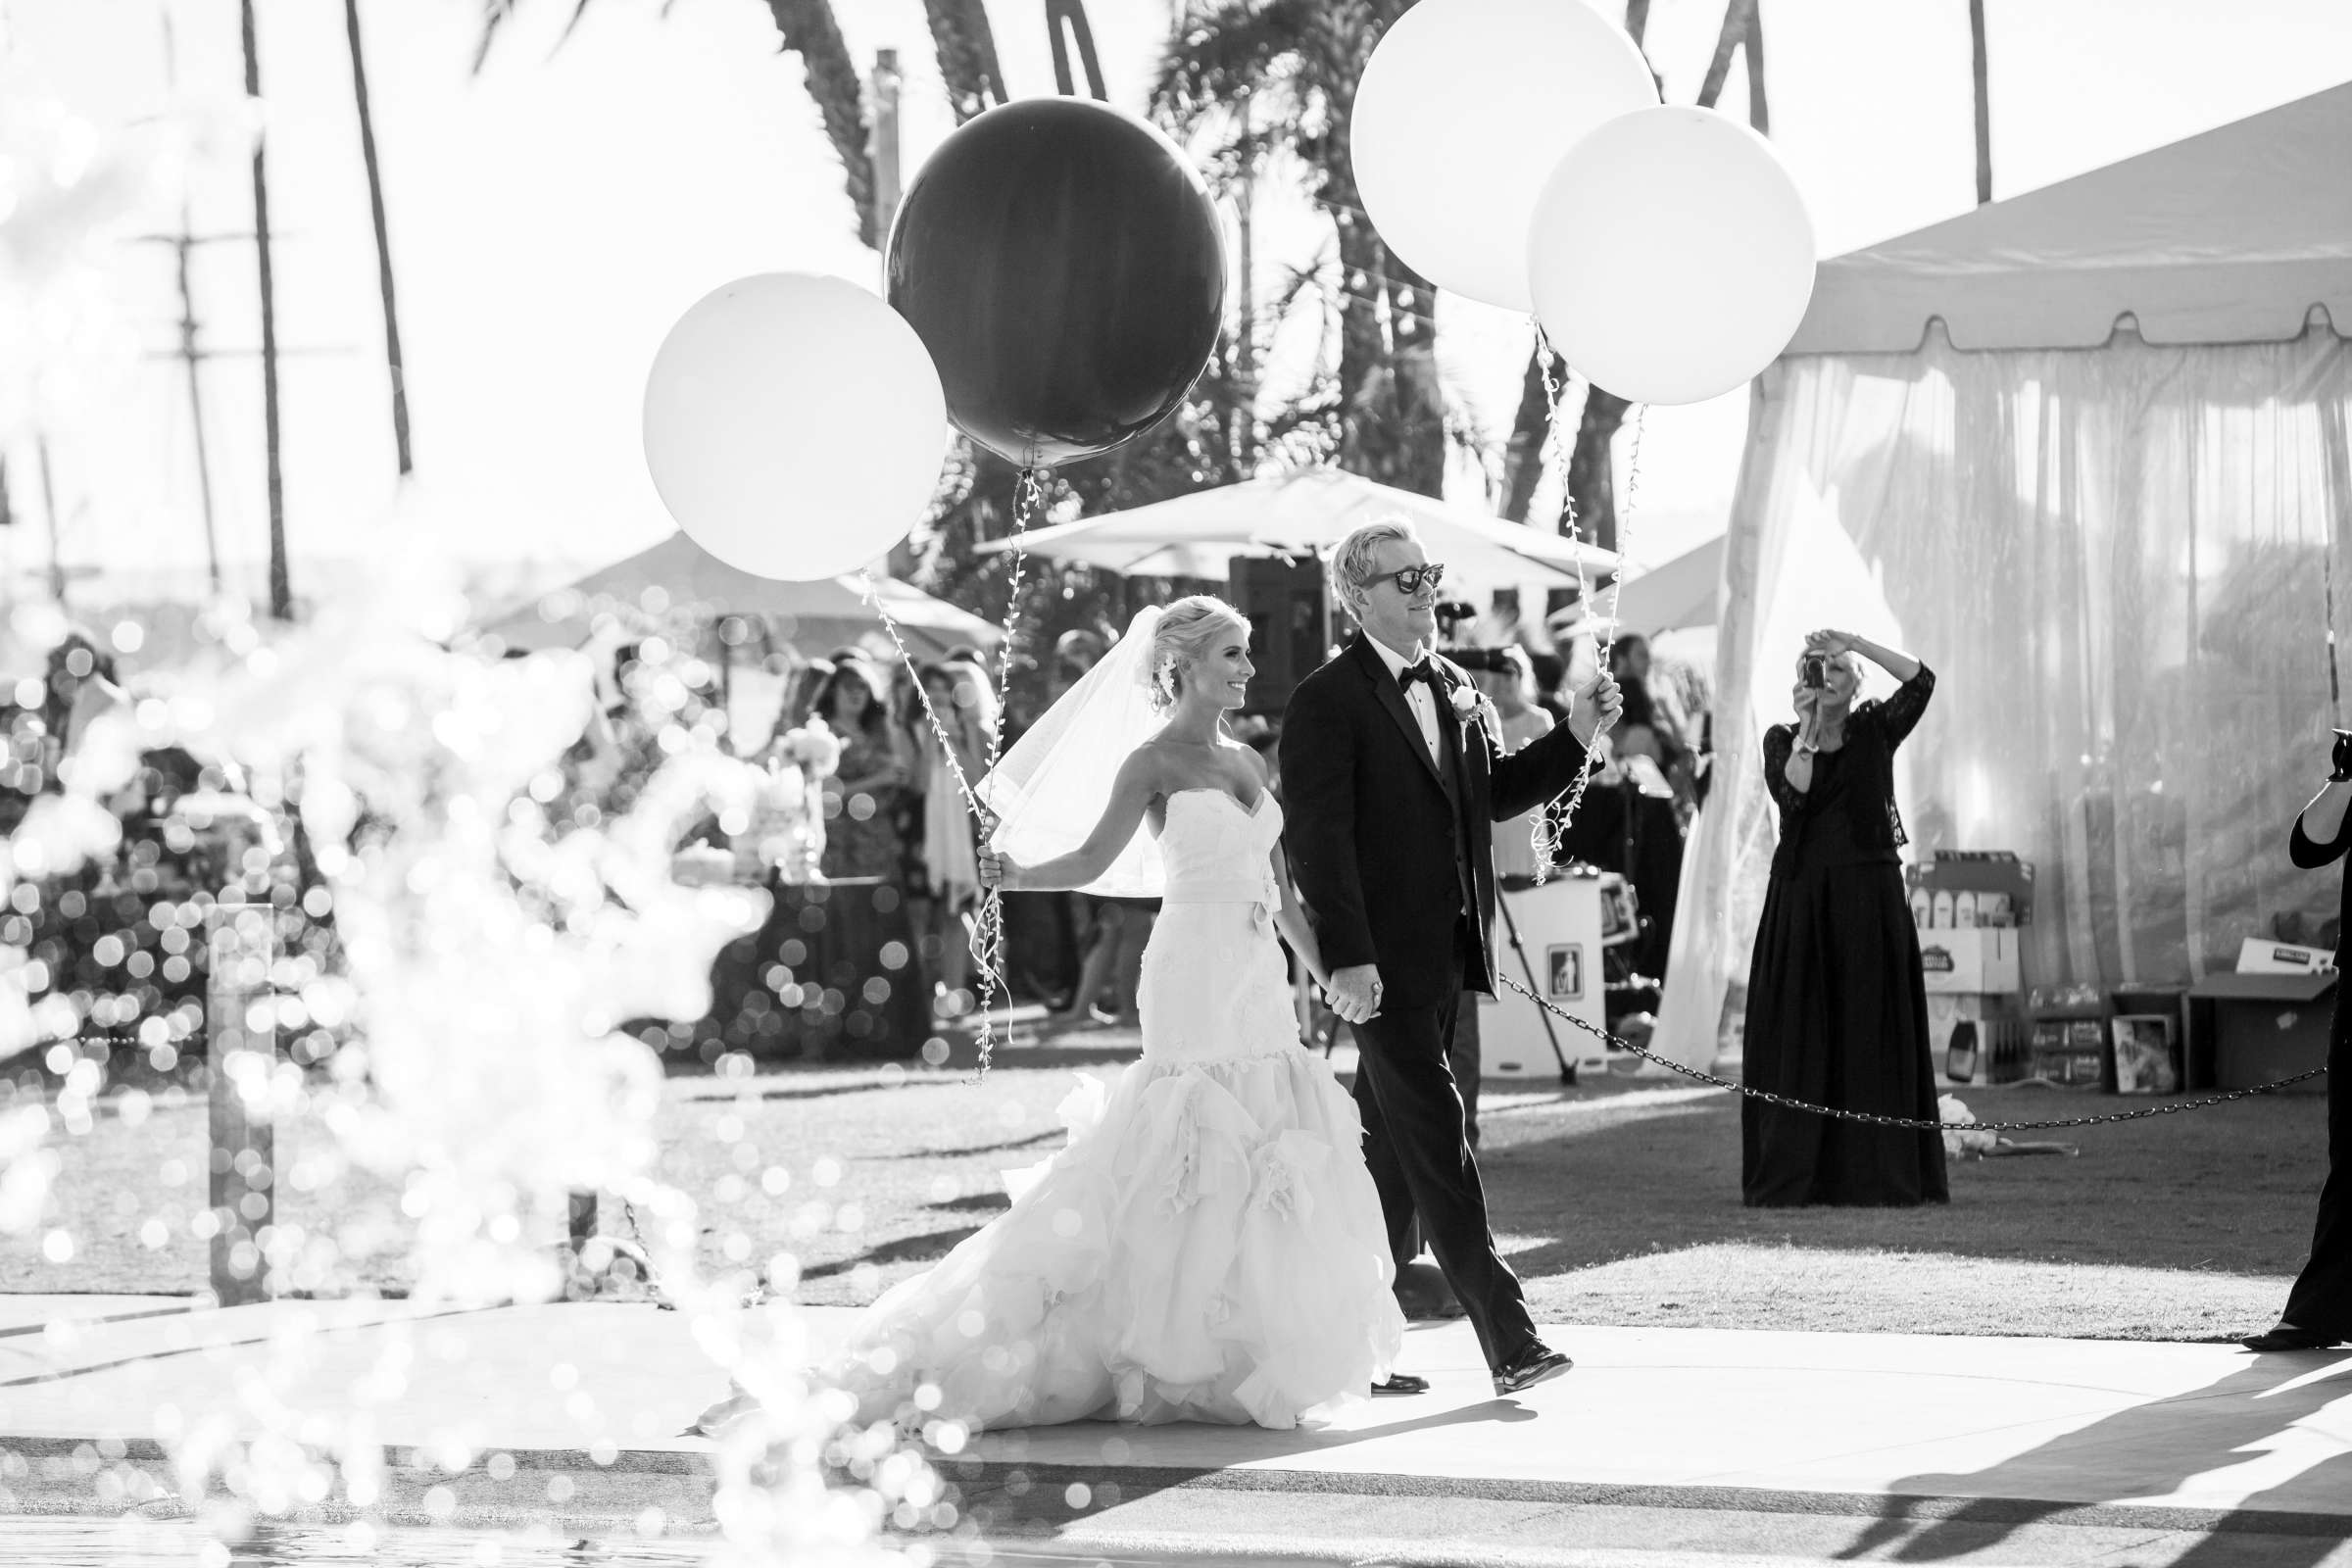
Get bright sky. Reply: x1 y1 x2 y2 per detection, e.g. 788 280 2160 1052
5 0 2348 601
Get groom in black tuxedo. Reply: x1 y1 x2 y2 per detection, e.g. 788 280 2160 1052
1281 519 1620 1397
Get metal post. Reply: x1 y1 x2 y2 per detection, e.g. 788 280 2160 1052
206 903 276 1307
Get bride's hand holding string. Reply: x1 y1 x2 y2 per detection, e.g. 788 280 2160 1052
978 849 1019 892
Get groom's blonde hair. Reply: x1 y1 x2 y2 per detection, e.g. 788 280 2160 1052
1332 517 1420 612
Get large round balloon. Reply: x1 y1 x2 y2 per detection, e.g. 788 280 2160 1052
886 98 1226 468
1351 0 1656 314
643 273 947 580
1528 107 1815 406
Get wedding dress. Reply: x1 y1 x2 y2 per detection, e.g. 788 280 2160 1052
826 787 1403 1431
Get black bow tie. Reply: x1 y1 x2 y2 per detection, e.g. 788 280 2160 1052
1399 659 1439 689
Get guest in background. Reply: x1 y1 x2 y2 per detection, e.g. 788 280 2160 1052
1475 647 1553 886
2240 737 2352 1350
1741 630 1944 1208
915 659 994 1016
813 654 915 883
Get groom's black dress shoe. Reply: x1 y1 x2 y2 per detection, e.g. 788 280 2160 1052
2241 1325 2347 1351
1372 1373 1430 1395
1492 1344 1574 1396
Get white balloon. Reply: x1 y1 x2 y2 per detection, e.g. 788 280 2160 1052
643 273 947 581
1350 0 1656 314
1528 107 1817 407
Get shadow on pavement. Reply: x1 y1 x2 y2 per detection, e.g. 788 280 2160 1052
1833 1350 2352 1562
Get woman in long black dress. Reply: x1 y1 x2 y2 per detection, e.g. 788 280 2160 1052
2241 746 2352 1351
1742 630 1946 1207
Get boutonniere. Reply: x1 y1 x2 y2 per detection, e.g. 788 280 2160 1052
1447 682 1499 739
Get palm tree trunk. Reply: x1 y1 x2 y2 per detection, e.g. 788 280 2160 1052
1045 0 1108 101
242 0 291 620
1970 0 1992 204
1696 0 1757 109
1743 2 1769 133
345 0 412 476
762 0 880 247
925 0 1005 121
1382 250 1445 499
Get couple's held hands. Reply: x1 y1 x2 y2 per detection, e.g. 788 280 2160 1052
977 850 1019 891
1324 963 1383 1025
1567 671 1625 747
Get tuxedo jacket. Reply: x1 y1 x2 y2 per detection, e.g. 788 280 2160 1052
1281 633 1596 1008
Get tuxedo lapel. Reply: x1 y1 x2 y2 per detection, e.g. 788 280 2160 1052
1348 634 1446 791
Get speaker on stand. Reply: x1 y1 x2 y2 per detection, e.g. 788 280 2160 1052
1230 554 1332 718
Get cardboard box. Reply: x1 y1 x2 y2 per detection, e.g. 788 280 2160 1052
1919 928 2022 996
1907 851 2034 926
2235 939 2337 976
2186 971 2333 1095
2110 1014 2180 1094
2029 1017 2109 1086
1927 993 2030 1086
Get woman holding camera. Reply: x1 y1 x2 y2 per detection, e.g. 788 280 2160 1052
1741 630 1945 1207
2240 743 2352 1351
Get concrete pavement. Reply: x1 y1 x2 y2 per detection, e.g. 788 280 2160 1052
4 1294 2351 1564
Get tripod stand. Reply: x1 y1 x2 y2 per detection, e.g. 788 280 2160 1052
1495 881 1578 1086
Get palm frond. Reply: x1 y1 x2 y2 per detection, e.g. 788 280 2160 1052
469 0 514 75
1151 0 1314 133
549 0 599 60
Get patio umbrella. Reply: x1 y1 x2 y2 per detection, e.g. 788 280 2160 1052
482 531 999 662
974 468 1619 589
1609 534 1723 634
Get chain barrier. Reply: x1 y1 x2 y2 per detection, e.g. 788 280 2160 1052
1493 972 2328 1132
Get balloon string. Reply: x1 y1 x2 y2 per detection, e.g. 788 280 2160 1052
1530 329 1583 884
858 464 1041 1083
963 466 1042 1081
1546 402 1643 857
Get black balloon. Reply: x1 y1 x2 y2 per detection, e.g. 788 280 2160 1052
887 98 1227 469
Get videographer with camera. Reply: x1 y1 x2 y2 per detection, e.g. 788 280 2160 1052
1741 629 1945 1208
2238 731 2352 1351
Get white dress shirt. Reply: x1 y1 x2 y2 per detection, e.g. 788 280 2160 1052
1367 635 1442 766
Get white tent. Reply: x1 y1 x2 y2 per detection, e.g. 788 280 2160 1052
977 468 1619 590
1658 82 2352 1071
483 531 1000 662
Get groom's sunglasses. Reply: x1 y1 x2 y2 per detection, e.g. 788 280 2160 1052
1377 563 1447 596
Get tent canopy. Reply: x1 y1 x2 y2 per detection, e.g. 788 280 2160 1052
1788 82 2352 355
980 468 1619 590
484 531 999 662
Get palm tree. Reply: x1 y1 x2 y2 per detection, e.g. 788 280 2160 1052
1154 0 1451 499
1970 0 1991 204
345 0 413 476
242 0 292 619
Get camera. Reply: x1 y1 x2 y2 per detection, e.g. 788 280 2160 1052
1800 653 1828 690
1433 600 1480 639
1443 645 1518 675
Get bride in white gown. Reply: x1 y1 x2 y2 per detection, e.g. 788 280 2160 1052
802 597 1405 1433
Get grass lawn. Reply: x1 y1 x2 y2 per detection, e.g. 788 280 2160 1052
2 1030 2326 1342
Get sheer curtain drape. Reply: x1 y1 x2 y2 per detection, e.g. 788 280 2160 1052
1658 318 2352 1069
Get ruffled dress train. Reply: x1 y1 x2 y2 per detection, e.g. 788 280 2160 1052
824 790 1404 1431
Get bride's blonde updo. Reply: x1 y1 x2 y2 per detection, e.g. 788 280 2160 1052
1141 595 1248 714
